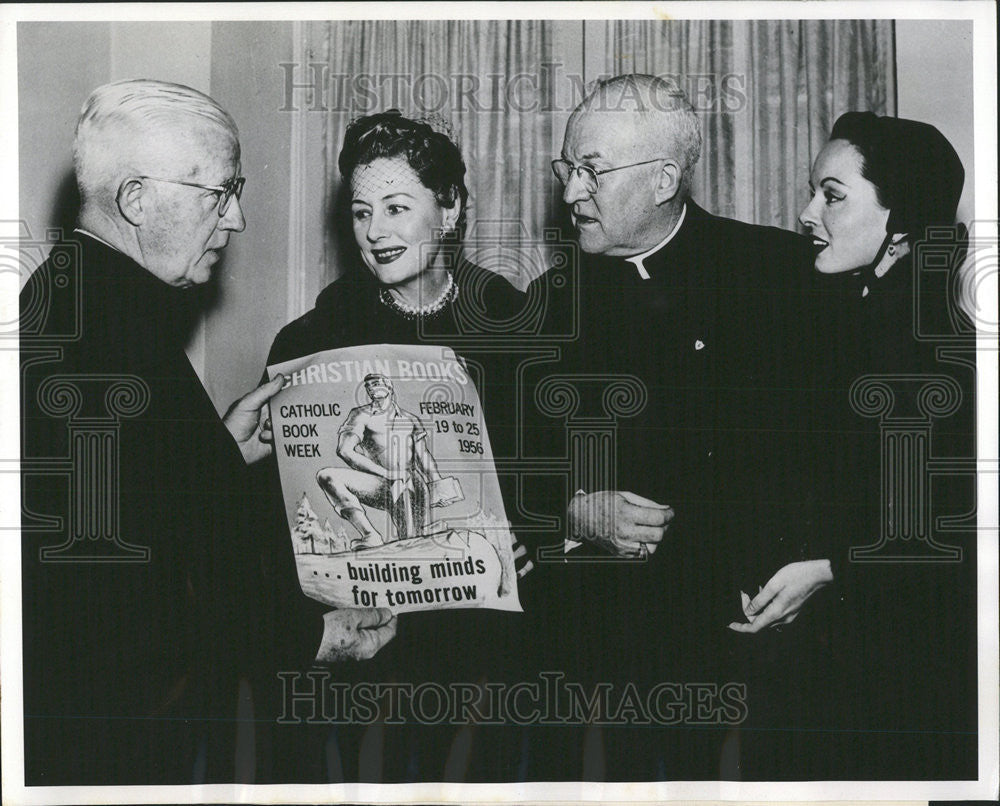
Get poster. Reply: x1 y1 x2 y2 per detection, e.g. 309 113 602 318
268 343 521 613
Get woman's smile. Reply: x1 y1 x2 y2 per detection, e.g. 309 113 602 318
371 246 406 264
350 156 458 305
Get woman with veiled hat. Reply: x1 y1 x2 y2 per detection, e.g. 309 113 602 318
262 110 535 783
734 113 976 779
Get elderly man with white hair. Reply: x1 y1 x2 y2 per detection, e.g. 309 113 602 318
20 79 396 785
522 74 815 780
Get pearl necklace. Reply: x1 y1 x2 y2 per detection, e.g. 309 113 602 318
379 273 458 320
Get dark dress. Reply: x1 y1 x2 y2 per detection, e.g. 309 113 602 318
261 259 532 782
749 254 979 780
20 234 325 785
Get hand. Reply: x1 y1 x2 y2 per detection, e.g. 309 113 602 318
223 375 285 464
728 559 834 633
512 537 534 579
567 490 673 558
259 404 273 445
315 607 397 663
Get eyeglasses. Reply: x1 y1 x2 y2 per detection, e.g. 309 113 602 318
551 158 668 195
137 175 246 216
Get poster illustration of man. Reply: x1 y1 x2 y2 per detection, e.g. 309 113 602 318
317 372 464 548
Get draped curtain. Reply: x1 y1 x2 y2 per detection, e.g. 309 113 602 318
309 20 562 294
606 20 739 220
743 20 896 228
608 19 896 228
290 19 895 312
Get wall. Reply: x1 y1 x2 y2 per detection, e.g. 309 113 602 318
896 19 975 223
17 23 111 243
204 22 293 408
17 21 292 410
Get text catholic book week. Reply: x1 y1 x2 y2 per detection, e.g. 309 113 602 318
268 344 521 614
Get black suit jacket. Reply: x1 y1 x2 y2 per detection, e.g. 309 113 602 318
526 202 815 639
20 234 325 785
512 201 815 777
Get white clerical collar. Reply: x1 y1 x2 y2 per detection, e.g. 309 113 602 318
624 203 687 280
74 227 122 252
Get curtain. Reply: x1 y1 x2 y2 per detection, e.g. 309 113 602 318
605 20 738 220
743 20 896 229
312 20 562 293
289 19 896 315
608 19 896 229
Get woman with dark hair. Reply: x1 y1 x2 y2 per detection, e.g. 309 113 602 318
262 110 531 783
268 109 524 360
733 112 969 633
734 113 976 780
801 111 966 292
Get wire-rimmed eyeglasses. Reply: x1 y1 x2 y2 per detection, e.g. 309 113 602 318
551 158 668 195
137 175 246 216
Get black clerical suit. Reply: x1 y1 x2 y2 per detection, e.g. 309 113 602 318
20 234 325 785
519 200 815 780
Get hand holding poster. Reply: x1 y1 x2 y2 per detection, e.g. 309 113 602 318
268 344 521 614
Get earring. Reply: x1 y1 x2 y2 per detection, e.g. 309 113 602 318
887 244 896 257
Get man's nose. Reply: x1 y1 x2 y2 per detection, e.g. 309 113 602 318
562 169 592 205
221 195 246 233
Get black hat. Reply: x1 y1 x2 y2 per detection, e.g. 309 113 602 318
830 111 964 236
